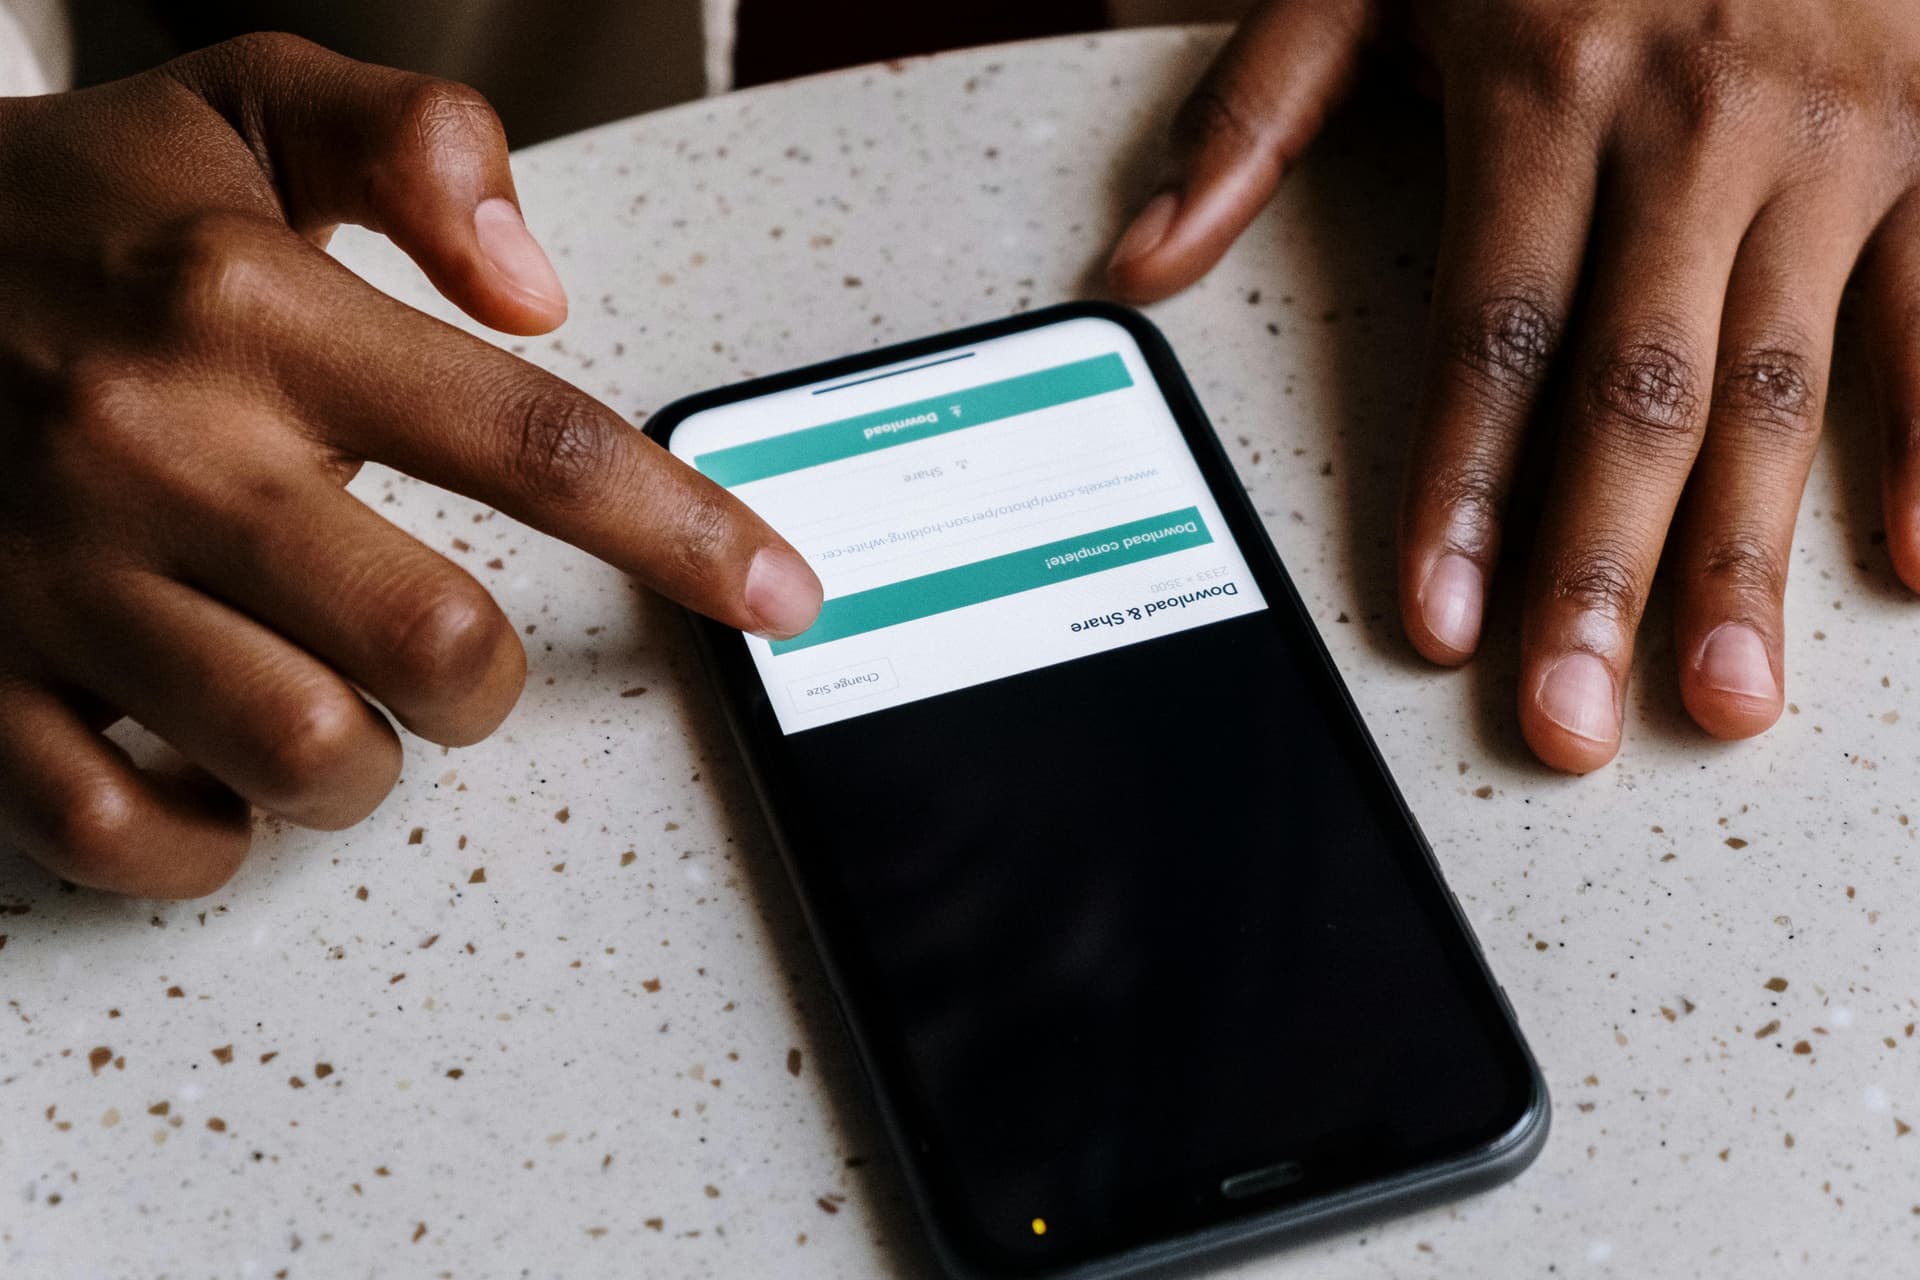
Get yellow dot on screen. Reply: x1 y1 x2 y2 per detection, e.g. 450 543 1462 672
1030 1218 1048 1236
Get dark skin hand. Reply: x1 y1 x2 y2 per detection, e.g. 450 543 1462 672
1109 0 1920 772
0 35 823 898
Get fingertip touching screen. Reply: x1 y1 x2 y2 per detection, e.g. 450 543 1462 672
666 317 1267 730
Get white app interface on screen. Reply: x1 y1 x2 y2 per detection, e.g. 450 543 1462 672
667 316 1268 733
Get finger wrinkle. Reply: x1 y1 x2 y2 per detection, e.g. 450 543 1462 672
1699 530 1789 601
1436 290 1561 402
1589 339 1706 439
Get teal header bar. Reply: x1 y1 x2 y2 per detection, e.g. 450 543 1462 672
694 353 1133 486
769 507 1212 653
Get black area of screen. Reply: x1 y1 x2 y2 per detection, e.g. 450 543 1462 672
771 610 1536 1273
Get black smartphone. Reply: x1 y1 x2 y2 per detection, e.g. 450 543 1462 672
646 302 1548 1279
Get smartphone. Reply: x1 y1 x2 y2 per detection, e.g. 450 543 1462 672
646 302 1548 1279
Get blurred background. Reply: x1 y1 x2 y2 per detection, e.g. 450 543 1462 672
44 0 1254 143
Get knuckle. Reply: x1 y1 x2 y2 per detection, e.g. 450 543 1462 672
1172 83 1261 159
1716 346 1822 447
390 583 510 700
1649 36 1768 134
1548 540 1643 622
1587 337 1707 447
395 78 504 161
1699 530 1788 601
256 689 364 801
1792 77 1864 156
1412 456 1505 553
505 383 619 507
218 30 322 72
1500 12 1626 108
1435 288 1561 404
670 483 739 584
47 777 140 879
144 211 287 340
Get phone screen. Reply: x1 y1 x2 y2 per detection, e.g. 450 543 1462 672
669 317 1267 731
658 309 1542 1277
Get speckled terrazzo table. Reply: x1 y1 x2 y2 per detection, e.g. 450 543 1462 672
4 25 1918 1279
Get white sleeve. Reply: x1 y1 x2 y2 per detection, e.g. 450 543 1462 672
0 0 71 96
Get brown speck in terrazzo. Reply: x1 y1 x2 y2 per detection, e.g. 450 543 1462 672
412 1222 427 1243
469 868 486 884
166 985 184 998
585 1227 608 1239
619 686 648 697
259 1051 277 1064
147 1101 168 1116
1764 977 1789 992
1897 1119 1912 1136
645 1218 664 1231
704 1184 721 1198
788 1048 803 1077
1725 837 1748 850
1784 1133 1795 1148
211 1045 233 1065
207 1117 226 1132
816 1197 840 1215
289 1076 305 1089
1755 1020 1781 1039
314 1063 334 1079
1473 785 1493 799
621 851 637 867
1793 1041 1812 1054
86 1046 110 1075
642 977 662 993
354 886 368 901
447 1068 464 1079
554 807 571 823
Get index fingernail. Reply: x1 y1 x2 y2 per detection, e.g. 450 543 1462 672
474 197 567 311
745 547 823 639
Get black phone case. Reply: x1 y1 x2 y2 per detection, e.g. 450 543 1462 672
643 301 1550 1280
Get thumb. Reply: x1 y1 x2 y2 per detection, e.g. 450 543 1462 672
1106 0 1374 304
170 33 567 336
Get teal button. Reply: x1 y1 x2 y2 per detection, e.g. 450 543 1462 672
769 507 1213 654
694 353 1133 486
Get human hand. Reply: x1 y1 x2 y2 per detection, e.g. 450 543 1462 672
1109 0 1920 771
0 35 822 896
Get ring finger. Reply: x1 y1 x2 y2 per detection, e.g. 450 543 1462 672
33 569 403 829
1519 148 1768 771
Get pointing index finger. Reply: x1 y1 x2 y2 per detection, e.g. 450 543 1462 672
290 255 822 639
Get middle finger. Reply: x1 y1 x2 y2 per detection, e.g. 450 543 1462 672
1519 145 1768 771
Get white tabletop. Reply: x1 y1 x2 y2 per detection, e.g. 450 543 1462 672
5 26 1915 1279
